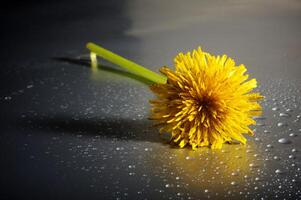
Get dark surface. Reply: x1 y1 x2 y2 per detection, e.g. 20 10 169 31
1 1 301 199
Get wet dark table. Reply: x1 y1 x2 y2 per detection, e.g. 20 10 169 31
1 1 301 199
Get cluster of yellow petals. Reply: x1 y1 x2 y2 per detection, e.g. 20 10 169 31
149 47 263 150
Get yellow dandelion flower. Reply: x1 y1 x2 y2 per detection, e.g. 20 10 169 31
149 47 263 149
86 43 263 150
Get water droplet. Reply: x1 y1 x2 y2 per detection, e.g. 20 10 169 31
204 189 209 193
273 156 280 160
272 107 279 111
26 84 34 89
266 144 273 148
279 113 290 117
278 138 291 144
292 148 297 153
231 181 237 186
4 96 12 101
249 163 258 168
289 155 295 159
275 169 283 174
231 172 238 176
289 133 297 137
277 122 288 127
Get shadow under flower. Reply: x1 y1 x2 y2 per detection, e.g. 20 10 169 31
17 115 165 144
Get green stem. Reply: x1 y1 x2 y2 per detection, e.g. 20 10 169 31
86 42 167 84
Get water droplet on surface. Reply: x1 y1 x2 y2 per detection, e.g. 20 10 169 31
278 138 291 144
275 169 283 174
277 122 288 127
289 155 295 159
231 181 237 186
289 133 297 137
292 148 297 153
249 163 258 168
266 144 273 148
4 96 12 100
204 189 209 193
231 172 238 176
26 84 34 89
279 113 290 117
272 107 279 111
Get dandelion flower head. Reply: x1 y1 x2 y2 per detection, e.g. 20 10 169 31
149 47 263 150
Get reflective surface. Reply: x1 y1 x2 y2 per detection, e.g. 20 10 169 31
1 0 301 199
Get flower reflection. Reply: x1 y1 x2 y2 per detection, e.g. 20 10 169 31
152 140 262 193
